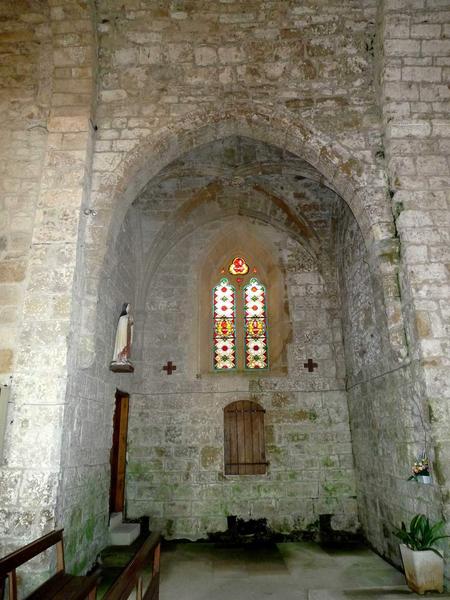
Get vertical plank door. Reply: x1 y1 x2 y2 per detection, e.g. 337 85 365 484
224 401 266 475
110 390 130 513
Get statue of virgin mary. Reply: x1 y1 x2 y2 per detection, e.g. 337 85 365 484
109 303 134 372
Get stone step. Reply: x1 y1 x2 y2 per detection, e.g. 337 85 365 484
308 586 413 600
109 522 140 546
109 512 123 530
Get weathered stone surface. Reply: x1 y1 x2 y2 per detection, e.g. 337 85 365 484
0 349 13 373
123 138 361 540
0 0 449 588
0 261 26 283
0 0 96 580
380 0 450 577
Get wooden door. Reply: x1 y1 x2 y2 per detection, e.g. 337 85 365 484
224 400 267 475
110 390 129 513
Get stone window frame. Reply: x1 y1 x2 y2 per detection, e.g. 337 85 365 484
198 220 290 376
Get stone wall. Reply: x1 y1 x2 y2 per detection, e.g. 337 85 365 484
56 210 140 573
124 151 359 536
94 0 378 136
0 1 52 385
0 0 97 580
378 0 449 569
336 202 440 562
1 0 449 585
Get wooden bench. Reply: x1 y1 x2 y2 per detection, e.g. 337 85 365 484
103 531 161 600
0 529 99 600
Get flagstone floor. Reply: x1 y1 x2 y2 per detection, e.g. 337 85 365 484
159 541 408 600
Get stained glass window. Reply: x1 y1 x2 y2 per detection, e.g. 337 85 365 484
213 278 236 370
244 278 268 369
229 257 249 276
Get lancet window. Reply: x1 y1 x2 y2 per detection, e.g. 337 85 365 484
213 278 237 370
213 258 268 371
244 279 268 369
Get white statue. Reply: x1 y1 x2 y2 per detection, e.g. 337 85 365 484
110 303 134 372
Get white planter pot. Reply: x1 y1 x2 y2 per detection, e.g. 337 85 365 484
400 544 444 594
417 475 432 485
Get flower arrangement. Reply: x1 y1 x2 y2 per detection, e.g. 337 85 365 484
408 451 430 481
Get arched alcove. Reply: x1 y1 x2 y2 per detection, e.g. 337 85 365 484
93 106 390 248
70 130 417 563
82 116 406 376
1 1 446 589
108 135 364 540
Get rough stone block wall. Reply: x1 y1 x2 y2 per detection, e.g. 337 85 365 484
94 0 378 134
55 0 416 569
0 0 97 581
0 2 54 567
336 202 441 563
1 0 449 585
379 0 449 570
0 2 52 386
127 390 357 540
125 189 358 539
103 137 359 539
89 0 386 250
56 211 139 573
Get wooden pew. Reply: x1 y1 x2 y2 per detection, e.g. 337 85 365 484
0 529 99 600
103 531 161 600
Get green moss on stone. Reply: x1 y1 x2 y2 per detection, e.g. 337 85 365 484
292 410 317 422
433 443 445 486
224 147 237 164
323 481 352 496
265 425 275 444
85 515 96 543
65 538 76 567
127 462 148 480
267 444 282 455
72 555 89 576
155 446 167 457
70 506 82 528
306 519 320 531
288 432 308 442
272 393 290 408
150 459 164 471
201 446 220 468
166 519 174 537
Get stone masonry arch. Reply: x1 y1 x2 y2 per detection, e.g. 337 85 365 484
83 104 406 369
1 0 448 584
137 180 321 306
92 105 390 246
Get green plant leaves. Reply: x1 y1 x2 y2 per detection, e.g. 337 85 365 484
393 514 449 555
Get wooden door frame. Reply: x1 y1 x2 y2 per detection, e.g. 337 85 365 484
110 389 130 514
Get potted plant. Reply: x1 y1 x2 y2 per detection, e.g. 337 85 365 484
394 514 449 594
409 452 432 484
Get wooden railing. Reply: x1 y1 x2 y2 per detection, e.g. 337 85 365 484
103 531 161 600
0 529 99 600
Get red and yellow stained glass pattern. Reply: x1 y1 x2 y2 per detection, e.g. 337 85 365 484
213 278 236 370
244 278 268 369
228 256 249 276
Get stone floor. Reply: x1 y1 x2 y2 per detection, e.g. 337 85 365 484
159 541 408 600
98 539 450 600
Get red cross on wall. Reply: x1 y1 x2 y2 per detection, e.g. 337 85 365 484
304 359 318 372
163 361 177 375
